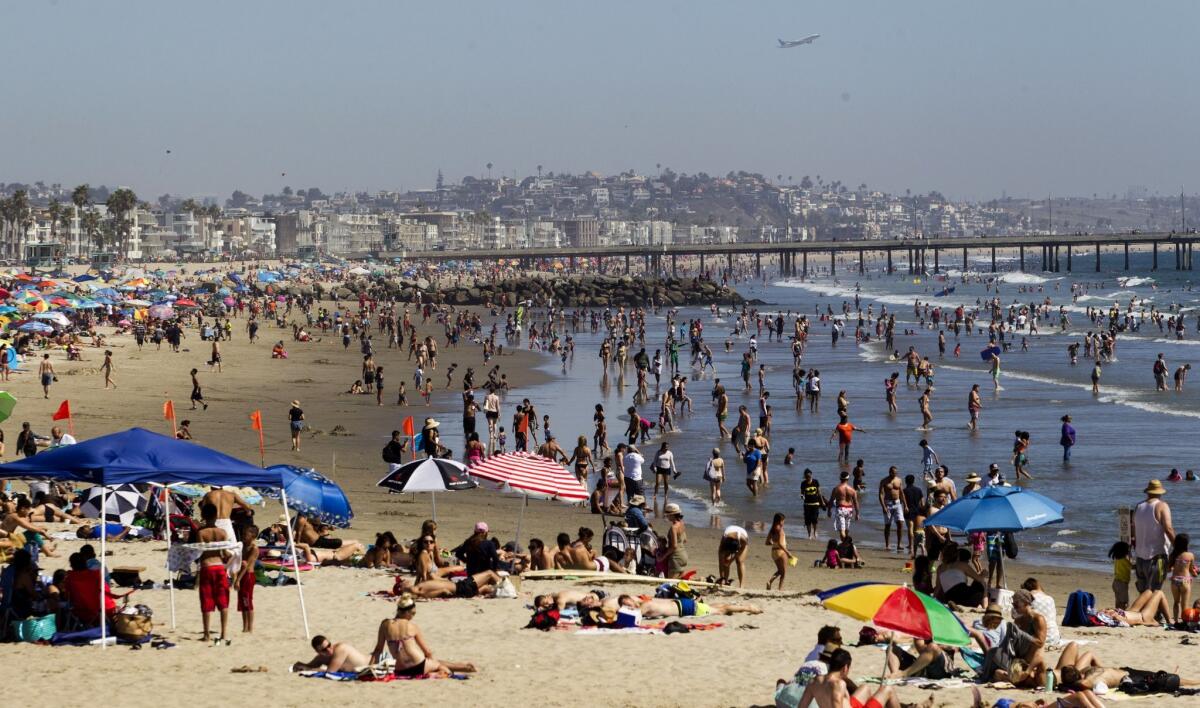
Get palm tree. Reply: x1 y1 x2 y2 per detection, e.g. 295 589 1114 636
105 188 138 255
9 190 30 258
48 199 62 246
82 210 102 253
71 184 90 212
536 164 543 178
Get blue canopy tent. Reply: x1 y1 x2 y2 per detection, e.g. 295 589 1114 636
0 428 310 644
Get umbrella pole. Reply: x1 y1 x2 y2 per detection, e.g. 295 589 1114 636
514 493 527 549
100 484 107 650
279 489 311 641
881 633 894 682
431 491 437 522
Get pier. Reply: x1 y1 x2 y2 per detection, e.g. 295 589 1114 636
382 231 1197 275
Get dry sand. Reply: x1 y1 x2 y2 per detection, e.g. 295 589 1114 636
1 296 1196 707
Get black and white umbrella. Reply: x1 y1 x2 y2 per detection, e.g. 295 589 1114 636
377 458 477 520
80 484 148 525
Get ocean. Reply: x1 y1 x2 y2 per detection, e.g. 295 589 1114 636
452 249 1200 571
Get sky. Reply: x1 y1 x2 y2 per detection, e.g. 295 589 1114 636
3 0 1199 201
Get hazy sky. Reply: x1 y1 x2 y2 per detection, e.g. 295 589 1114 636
4 0 1198 200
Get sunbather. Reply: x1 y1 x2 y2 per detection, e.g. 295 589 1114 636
369 594 477 677
885 638 954 679
620 594 762 618
392 570 502 599
1099 588 1172 625
1051 642 1200 691
414 535 465 582
292 635 372 673
1 498 57 556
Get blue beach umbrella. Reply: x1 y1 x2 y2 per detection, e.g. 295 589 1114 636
261 465 354 528
924 485 1064 533
18 322 55 333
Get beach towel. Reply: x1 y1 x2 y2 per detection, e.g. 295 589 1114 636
1063 589 1095 627
298 671 360 681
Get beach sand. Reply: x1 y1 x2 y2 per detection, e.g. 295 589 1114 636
1 296 1195 707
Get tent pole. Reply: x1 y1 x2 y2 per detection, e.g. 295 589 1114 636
164 487 176 629
279 488 311 640
100 484 107 649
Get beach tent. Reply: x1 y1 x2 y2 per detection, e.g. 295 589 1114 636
0 428 310 645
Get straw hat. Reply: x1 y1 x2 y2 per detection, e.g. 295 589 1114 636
1144 479 1167 496
965 472 981 483
663 502 682 517
628 494 646 507
291 400 301 407
424 418 439 428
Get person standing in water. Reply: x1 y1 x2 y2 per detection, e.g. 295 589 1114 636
967 384 982 431
989 352 1001 390
1059 414 1077 463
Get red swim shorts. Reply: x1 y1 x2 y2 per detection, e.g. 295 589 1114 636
198 564 230 613
237 571 255 612
850 698 882 708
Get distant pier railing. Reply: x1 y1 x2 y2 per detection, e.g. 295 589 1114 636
379 231 1197 276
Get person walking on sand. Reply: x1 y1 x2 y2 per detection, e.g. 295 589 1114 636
38 354 55 399
288 400 305 451
189 368 207 410
210 340 222 373
101 350 116 389
765 512 795 590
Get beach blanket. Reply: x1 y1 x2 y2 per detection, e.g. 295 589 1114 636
167 540 242 572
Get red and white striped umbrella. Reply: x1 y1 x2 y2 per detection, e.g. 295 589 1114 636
469 452 587 502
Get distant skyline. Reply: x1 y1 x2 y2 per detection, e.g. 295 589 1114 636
3 1 1198 201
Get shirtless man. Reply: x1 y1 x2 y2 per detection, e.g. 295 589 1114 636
2 498 58 556
798 648 899 708
392 571 502 599
568 527 616 572
929 466 957 501
527 538 555 570
715 388 730 439
200 487 253 576
830 472 859 541
295 513 365 563
878 466 905 553
552 532 572 569
535 435 569 465
620 594 762 618
196 502 232 644
292 635 372 672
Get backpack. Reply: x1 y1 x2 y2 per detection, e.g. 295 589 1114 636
655 581 699 600
1002 531 1019 559
1062 589 1095 627
381 443 401 464
526 608 560 631
1120 668 1181 695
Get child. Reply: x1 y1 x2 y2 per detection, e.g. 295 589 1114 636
235 525 259 633
422 379 433 405
821 539 841 569
1169 534 1196 624
497 427 507 452
783 447 795 466
396 380 407 406
542 414 552 442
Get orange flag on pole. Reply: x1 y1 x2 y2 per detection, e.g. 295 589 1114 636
402 415 416 460
163 399 177 436
249 410 265 467
52 400 73 436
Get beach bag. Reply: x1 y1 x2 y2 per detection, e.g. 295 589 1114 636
526 608 560 631
1062 590 1094 627
494 577 517 599
8 613 56 642
1120 668 1181 695
702 460 715 482
655 581 698 600
113 612 152 641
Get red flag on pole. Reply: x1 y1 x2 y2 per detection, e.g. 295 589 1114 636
52 400 73 436
163 400 177 437
249 410 265 467
402 415 416 460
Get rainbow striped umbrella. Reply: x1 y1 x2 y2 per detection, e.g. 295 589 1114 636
818 582 970 647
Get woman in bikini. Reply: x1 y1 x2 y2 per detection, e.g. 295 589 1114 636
1168 533 1196 624
1099 588 1172 625
392 571 502 599
414 536 464 582
369 595 476 677
567 436 594 484
765 512 795 590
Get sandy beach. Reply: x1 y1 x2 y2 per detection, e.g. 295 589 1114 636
0 289 1195 708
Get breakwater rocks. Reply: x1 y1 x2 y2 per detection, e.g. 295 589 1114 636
344 275 747 307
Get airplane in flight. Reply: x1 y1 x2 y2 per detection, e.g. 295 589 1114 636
778 35 820 48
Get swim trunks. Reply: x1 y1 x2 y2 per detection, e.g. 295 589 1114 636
850 698 882 708
677 598 709 617
237 570 255 611
198 564 230 613
834 506 855 534
455 576 479 598
885 500 905 525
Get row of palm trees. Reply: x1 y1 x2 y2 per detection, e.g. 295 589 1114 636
0 184 139 259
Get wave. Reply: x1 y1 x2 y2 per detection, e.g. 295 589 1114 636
1118 276 1155 287
1152 338 1200 346
1050 541 1077 551
998 272 1057 285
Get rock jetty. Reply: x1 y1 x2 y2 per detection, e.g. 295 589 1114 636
334 274 746 307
